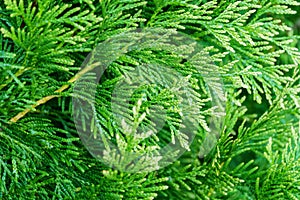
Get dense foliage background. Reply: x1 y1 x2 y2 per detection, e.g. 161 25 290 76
0 0 300 199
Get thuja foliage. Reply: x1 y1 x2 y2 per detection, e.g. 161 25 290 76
0 0 300 199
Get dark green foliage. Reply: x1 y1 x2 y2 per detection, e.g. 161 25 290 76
0 0 299 199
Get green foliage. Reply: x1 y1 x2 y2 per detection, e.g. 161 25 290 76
0 0 299 199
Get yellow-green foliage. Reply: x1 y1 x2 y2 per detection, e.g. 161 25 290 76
0 0 299 199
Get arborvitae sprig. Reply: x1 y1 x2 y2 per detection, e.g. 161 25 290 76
0 0 299 199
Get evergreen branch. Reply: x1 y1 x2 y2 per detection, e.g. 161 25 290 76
8 62 100 124
0 67 31 90
1 0 300 198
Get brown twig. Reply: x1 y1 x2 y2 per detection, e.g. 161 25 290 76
9 62 100 124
